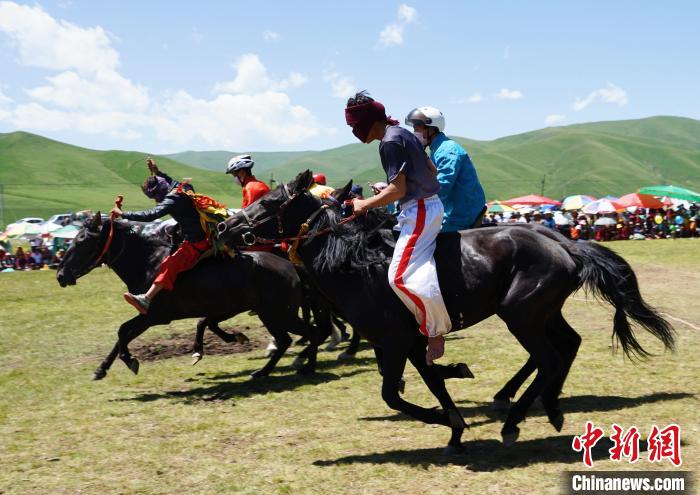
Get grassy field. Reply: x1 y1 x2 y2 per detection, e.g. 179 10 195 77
0 239 698 494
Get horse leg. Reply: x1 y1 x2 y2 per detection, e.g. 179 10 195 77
289 315 320 375
373 346 405 393
337 328 360 360
540 312 582 432
433 362 475 380
500 320 562 446
117 315 151 375
378 339 450 428
92 341 120 380
251 313 292 378
491 358 537 411
407 338 466 454
208 321 249 344
191 317 208 365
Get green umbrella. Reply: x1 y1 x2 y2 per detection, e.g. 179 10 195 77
638 185 700 202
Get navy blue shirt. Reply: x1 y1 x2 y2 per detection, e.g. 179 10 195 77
379 126 440 206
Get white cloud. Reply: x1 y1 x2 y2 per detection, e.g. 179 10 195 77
262 30 280 41
573 83 628 111
494 88 523 100
379 4 417 46
0 3 326 149
545 114 566 125
213 54 308 94
323 70 356 99
0 1 119 74
452 92 483 105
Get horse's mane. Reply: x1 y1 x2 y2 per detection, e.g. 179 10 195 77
112 220 172 250
309 207 397 273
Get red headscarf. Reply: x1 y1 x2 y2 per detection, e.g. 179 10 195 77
345 100 398 142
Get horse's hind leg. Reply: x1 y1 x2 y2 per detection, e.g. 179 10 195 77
191 317 208 365
500 319 562 446
407 338 467 454
337 328 361 360
540 312 582 432
208 321 249 344
491 358 537 411
251 312 292 378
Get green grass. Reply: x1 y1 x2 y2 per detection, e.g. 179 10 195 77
3 116 700 227
0 240 698 494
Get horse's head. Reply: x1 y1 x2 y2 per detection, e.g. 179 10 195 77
218 170 353 248
56 212 110 287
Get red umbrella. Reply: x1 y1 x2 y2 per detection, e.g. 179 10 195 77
502 194 562 206
617 193 665 209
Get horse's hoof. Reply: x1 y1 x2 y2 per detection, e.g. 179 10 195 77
128 359 140 375
549 412 564 432
191 352 202 366
456 363 475 379
442 444 466 456
447 409 467 429
501 427 520 446
92 369 107 381
291 355 305 370
235 333 250 344
337 350 355 361
490 398 511 412
398 378 406 395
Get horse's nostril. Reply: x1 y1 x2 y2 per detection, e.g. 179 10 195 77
217 222 228 234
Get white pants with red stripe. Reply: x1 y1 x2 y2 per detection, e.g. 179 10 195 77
388 195 452 338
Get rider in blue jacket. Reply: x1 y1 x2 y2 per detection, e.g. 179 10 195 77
406 107 486 232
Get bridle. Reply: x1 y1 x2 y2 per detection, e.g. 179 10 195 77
218 183 358 250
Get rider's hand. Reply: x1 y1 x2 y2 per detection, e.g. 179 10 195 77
110 207 123 218
146 157 158 175
353 198 368 215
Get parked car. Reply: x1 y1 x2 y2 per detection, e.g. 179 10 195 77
45 214 72 227
11 217 44 226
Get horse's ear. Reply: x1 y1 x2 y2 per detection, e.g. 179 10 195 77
89 212 102 230
332 180 353 203
290 170 314 194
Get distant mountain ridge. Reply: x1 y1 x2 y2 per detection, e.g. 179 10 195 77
1 116 698 227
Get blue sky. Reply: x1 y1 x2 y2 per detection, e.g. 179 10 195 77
0 0 698 153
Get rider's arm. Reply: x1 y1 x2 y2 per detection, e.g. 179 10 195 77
121 196 177 222
433 148 460 204
357 174 406 210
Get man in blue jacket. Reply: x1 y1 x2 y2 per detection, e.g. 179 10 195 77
405 107 486 232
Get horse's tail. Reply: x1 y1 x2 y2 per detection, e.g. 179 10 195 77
564 241 675 359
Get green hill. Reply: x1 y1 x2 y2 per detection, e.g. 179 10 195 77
0 132 242 227
264 116 700 198
166 150 316 174
1 116 699 228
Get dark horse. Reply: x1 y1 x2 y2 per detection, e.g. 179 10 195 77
56 213 320 379
217 171 675 453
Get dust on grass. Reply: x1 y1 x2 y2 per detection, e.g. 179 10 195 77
131 326 266 362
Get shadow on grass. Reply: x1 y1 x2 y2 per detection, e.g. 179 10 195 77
245 339 375 361
314 435 618 471
359 392 694 427
121 364 375 404
203 355 377 380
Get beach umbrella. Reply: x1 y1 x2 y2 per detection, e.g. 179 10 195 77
50 225 80 239
594 217 617 226
502 194 562 206
487 201 515 213
601 195 620 201
582 199 625 214
0 223 42 240
638 185 700 202
617 193 665 209
553 212 571 226
561 195 596 210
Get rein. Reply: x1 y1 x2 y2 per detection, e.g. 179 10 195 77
91 195 123 269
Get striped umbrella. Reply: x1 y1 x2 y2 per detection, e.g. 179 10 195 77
582 199 625 214
561 195 596 210
617 193 665 209
487 201 515 213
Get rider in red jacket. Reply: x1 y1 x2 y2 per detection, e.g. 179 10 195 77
226 155 270 207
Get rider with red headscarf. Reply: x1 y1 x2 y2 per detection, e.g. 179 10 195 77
111 158 212 314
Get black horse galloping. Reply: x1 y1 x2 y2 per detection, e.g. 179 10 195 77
56 213 320 379
217 171 675 453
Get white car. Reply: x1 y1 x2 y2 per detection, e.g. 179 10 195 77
12 217 44 226
45 214 72 227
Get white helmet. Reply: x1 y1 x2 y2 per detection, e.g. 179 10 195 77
405 106 445 133
226 154 254 174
